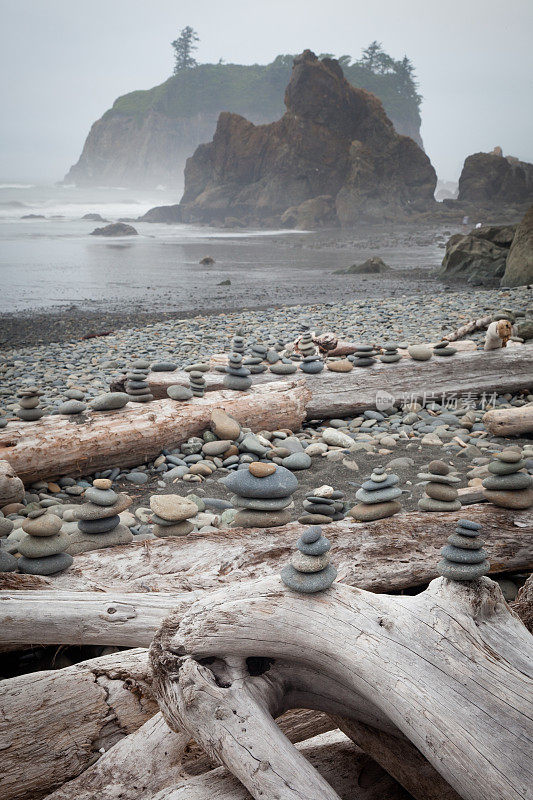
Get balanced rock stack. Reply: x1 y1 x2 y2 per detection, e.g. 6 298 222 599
17 510 73 575
418 460 461 512
438 519 489 581
125 360 153 403
70 481 133 555
270 357 298 375
379 342 401 363
300 485 345 524
232 329 245 354
350 344 377 367
350 466 402 521
189 371 206 398
281 526 337 593
482 448 533 509
150 494 198 537
15 387 44 422
433 340 457 357
223 353 252 391
297 325 316 358
222 462 297 528
57 389 87 415
245 343 268 374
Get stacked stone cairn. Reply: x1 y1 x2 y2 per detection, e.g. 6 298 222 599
245 342 268 374
70 481 133 555
297 324 324 374
418 460 461 512
300 485 345 524
350 466 402 521
15 386 44 422
270 357 298 375
349 344 378 367
57 389 87 415
297 324 316 358
482 448 533 509
125 359 153 403
223 353 252 391
433 340 457 357
189 371 206 398
150 494 198 537
222 462 298 527
281 526 337 593
232 329 246 354
379 342 401 363
17 510 72 575
438 519 489 581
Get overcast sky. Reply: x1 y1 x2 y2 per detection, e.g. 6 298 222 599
1 0 532 183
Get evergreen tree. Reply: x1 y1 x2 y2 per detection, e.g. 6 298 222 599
171 26 199 73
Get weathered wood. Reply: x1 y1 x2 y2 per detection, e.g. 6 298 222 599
443 315 492 341
0 459 24 507
0 649 156 800
7 505 527 596
511 573 533 633
0 381 310 483
125 345 533 420
483 404 533 436
151 574 533 800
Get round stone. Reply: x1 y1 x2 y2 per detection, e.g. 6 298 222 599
167 385 194 401
17 531 70 558
222 466 297 499
483 488 533 509
210 409 241 440
93 478 112 490
150 495 198 522
408 345 432 361
482 473 532 491
281 563 337 593
355 486 402 504
438 559 490 581
16 408 45 421
303 501 336 517
298 514 335 525
18 552 73 575
57 400 87 415
77 493 132 521
428 460 450 475
496 449 523 464
249 462 277 478
90 392 130 411
297 535 330 556
232 509 292 528
202 440 233 456
22 514 62 537
350 500 401 521
370 472 388 483
441 544 487 564
301 526 322 544
418 497 462 512
417 473 460 485
67 525 133 555
362 475 399 491
0 517 14 536
232 494 293 511
447 533 485 550
457 519 481 531
425 482 459 502
326 360 353 373
223 375 252 391
282 453 312 470
77 515 120 534
0 548 18 572
84 487 118 507
290 551 330 573
270 363 298 375
153 521 194 537
151 362 177 372
488 459 526 475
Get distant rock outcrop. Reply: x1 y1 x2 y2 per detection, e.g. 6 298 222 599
137 204 182 223
179 51 436 227
458 152 533 205
502 204 533 286
90 222 138 237
440 224 517 285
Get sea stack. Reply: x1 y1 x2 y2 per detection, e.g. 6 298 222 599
222 462 297 527
69 481 133 554
17 510 72 575
300 485 345 524
482 448 533 509
15 387 44 422
125 359 153 403
438 519 489 580
150 494 198 536
350 466 402 521
281 526 337 593
223 352 252 390
418 460 461 512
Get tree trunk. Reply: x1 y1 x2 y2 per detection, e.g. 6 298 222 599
483 404 533 436
150 574 533 800
0 459 24 507
124 345 533 419
0 649 156 800
0 381 310 483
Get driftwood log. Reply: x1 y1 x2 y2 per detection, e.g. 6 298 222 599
0 381 310 483
150 574 533 800
0 459 24 506
443 315 492 341
483 404 533 436
117 345 533 420
1 505 530 603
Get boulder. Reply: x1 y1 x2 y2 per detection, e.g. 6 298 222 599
439 225 514 285
458 152 533 205
341 256 391 274
179 50 436 226
501 204 533 287
82 213 108 222
138 204 182 223
90 222 138 236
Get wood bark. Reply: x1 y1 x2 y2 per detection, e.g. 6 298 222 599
483 404 533 436
2 504 527 596
0 649 157 800
0 459 24 507
511 573 533 633
150 574 533 800
0 381 310 483
121 344 533 420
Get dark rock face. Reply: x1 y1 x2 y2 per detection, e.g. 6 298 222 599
138 204 182 223
502 204 533 286
90 222 138 237
440 224 517 285
179 51 436 227
344 256 391 274
82 213 108 222
458 152 533 205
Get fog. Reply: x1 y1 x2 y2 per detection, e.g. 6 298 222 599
0 0 531 184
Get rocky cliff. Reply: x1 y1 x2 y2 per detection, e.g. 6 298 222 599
179 51 436 226
458 151 533 205
64 56 424 189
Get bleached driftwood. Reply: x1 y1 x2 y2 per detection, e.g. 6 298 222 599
0 649 156 800
116 345 533 421
0 459 24 507
0 381 310 483
511 573 533 633
150 574 533 800
4 505 528 597
443 315 492 342
483 404 533 436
